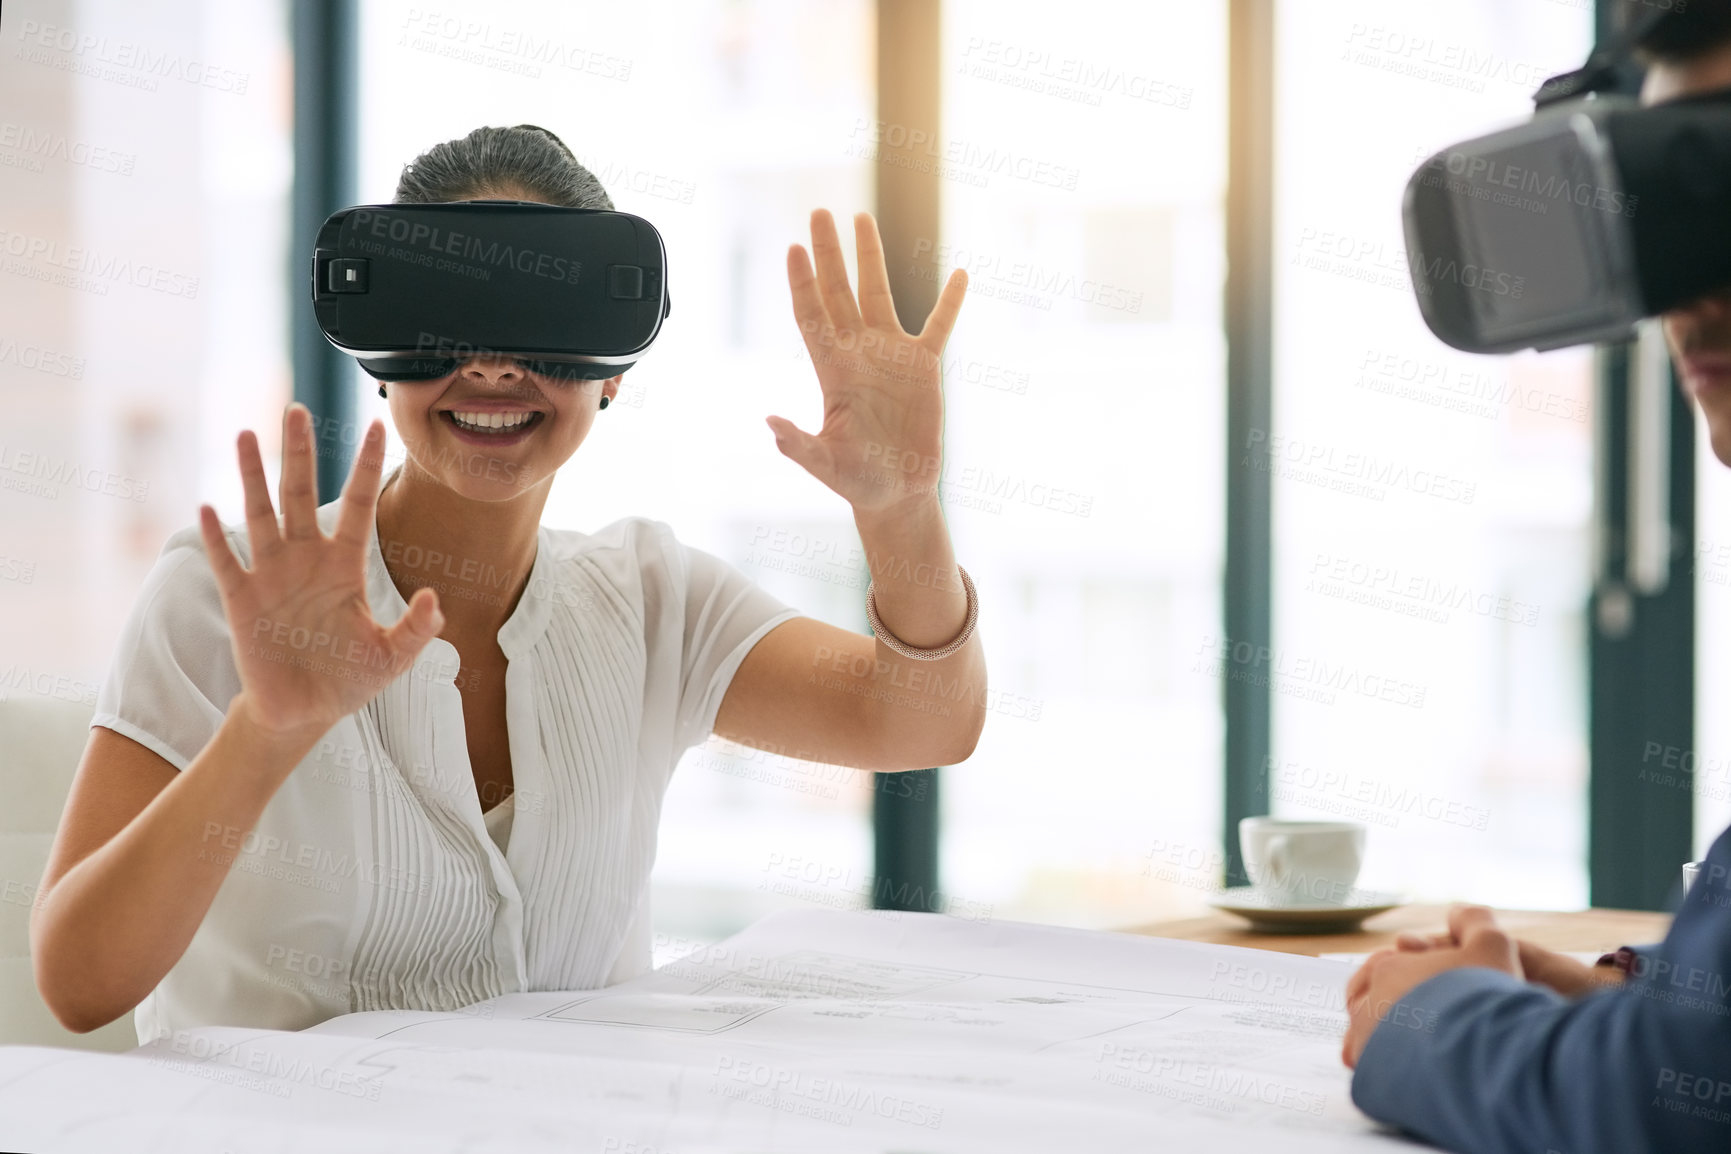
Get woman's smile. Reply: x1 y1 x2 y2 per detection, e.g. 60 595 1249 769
440 409 547 445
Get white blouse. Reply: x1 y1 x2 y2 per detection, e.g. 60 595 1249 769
89 466 799 1044
483 792 516 856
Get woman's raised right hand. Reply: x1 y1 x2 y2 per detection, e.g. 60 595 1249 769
198 403 446 740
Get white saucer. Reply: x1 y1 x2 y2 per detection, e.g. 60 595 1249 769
1207 886 1408 934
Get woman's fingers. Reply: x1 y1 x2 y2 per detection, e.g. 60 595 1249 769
236 427 281 559
333 419 386 554
852 212 899 331
789 209 966 378
382 586 445 662
916 267 969 350
279 403 319 542
786 244 834 364
197 503 245 600
764 414 832 484
808 208 863 332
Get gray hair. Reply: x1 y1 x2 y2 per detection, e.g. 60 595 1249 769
393 124 614 209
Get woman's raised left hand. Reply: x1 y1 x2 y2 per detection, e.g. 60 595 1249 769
768 208 968 516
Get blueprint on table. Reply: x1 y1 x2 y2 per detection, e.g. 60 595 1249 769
0 908 1418 1153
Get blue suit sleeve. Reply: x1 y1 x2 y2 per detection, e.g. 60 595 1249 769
1350 832 1731 1154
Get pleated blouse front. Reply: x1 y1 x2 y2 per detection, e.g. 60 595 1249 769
88 469 799 1045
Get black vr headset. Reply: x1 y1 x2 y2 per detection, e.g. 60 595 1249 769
1402 6 1731 354
311 200 670 381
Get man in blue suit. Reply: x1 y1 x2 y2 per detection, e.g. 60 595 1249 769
1343 6 1731 1152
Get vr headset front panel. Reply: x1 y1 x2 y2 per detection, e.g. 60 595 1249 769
312 202 669 378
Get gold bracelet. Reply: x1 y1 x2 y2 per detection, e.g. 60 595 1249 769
864 566 977 660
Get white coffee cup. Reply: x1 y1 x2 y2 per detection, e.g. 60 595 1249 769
1684 861 1703 893
1240 818 1366 906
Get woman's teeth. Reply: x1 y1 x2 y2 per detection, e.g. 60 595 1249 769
447 411 538 433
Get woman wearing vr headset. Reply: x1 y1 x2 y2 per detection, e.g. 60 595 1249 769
1341 5 1731 1152
30 124 985 1042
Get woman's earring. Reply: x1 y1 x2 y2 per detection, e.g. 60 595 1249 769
598 395 610 411
378 383 387 399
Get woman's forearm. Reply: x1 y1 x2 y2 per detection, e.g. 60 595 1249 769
852 495 988 764
30 695 322 1034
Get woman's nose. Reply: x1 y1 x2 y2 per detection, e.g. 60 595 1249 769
457 356 525 384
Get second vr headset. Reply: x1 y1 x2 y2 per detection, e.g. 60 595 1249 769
311 200 670 381
1402 7 1731 354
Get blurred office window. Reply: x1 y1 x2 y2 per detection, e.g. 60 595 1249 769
1270 3 1596 906
0 1 290 736
935 0 1229 928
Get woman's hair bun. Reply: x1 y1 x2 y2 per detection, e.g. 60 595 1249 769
394 124 612 210
509 123 578 163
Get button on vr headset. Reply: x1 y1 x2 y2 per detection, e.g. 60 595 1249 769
311 200 671 381
1402 7 1731 354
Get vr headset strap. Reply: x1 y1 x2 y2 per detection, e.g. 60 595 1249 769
1533 4 1677 108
